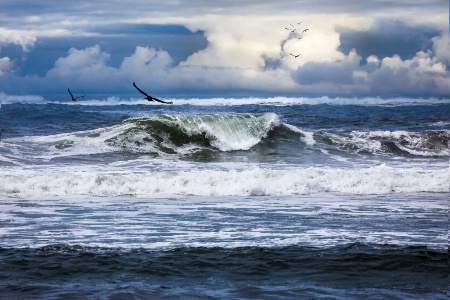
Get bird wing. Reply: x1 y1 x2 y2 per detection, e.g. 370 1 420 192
133 82 149 97
67 88 76 101
152 97 172 104
68 88 74 98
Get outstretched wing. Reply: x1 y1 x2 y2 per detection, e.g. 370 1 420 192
133 82 149 97
152 97 172 104
68 88 76 101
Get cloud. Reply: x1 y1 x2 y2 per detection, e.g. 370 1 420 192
48 45 113 77
0 1 448 97
291 34 450 97
0 28 36 51
366 39 449 96
292 49 361 85
432 35 450 65
0 57 13 76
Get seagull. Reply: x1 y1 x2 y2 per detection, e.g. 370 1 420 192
302 29 309 33
285 27 296 33
290 53 301 58
133 82 173 104
67 88 85 101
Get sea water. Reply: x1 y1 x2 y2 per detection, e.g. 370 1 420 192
0 95 448 299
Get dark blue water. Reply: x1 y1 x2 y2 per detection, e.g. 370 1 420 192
0 97 448 299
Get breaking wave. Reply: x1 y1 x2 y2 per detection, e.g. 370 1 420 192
316 130 450 157
0 113 448 166
0 164 447 198
109 113 279 152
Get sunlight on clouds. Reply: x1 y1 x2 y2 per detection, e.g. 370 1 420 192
181 15 285 69
48 45 113 78
120 46 173 83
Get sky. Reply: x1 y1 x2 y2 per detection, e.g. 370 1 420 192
0 0 449 98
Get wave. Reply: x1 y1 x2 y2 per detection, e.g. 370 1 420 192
0 113 280 162
1 114 448 164
1 93 449 106
316 129 450 157
0 93 45 104
110 113 279 152
1 114 447 166
0 164 447 198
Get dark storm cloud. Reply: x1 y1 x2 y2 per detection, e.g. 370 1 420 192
293 57 360 85
2 24 207 76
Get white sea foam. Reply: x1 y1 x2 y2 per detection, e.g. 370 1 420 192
0 164 447 198
0 93 45 104
94 96 450 107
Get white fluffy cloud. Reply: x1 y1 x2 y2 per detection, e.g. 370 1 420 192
0 57 13 76
0 27 36 51
291 35 450 96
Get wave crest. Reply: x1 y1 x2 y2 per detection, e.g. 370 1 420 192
108 113 279 153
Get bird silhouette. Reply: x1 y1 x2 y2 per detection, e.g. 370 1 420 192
302 29 309 33
67 88 85 101
290 53 301 58
133 82 172 104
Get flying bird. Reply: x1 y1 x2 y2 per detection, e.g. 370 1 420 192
67 88 85 101
302 29 309 33
290 53 301 58
133 82 173 104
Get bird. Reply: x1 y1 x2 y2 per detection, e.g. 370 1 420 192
67 88 85 101
302 29 309 33
290 53 301 58
133 82 173 104
285 27 296 33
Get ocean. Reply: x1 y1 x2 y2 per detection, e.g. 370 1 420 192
0 95 448 299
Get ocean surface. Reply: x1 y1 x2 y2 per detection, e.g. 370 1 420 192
0 95 448 299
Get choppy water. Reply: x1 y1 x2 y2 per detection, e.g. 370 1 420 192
0 95 448 299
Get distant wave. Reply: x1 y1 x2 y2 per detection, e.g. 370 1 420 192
0 164 447 198
1 93 449 106
0 93 45 104
316 130 450 157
